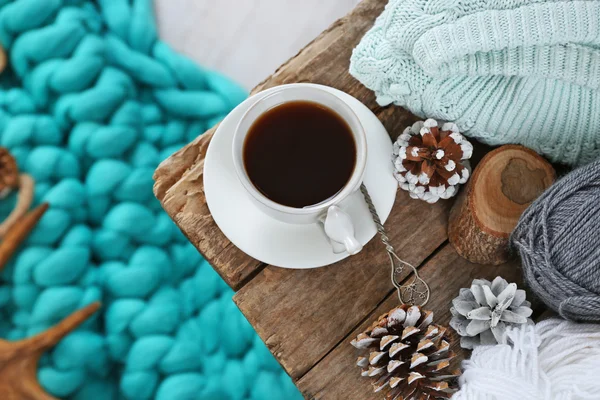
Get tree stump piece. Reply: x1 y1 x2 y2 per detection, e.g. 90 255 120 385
448 145 555 265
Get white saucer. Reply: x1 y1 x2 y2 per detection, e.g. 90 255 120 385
204 84 397 269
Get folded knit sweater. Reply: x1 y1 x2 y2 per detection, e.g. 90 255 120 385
351 0 600 166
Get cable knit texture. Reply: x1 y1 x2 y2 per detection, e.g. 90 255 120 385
350 0 600 166
0 1 301 399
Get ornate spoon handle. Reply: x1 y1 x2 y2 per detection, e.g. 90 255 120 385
360 184 430 306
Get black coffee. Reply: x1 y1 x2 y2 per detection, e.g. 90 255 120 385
243 101 356 208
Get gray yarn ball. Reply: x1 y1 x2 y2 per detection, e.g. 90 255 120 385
511 159 600 322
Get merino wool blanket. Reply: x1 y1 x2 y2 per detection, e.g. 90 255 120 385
0 0 301 399
351 0 600 166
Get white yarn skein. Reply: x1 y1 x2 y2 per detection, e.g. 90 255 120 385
452 319 600 400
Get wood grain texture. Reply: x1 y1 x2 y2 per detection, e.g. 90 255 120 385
233 190 451 379
153 127 264 289
152 1 550 399
153 0 396 290
296 245 524 400
448 145 555 265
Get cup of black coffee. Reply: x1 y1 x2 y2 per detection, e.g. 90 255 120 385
232 85 367 255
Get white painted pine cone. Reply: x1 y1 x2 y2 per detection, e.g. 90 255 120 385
449 277 534 349
392 119 472 204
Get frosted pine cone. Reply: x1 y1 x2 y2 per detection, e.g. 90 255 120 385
393 119 472 204
351 305 459 399
450 277 533 349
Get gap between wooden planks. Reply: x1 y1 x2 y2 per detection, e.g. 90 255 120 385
230 122 501 389
232 188 452 378
232 200 535 400
295 245 530 399
153 104 418 290
152 0 545 398
296 250 550 400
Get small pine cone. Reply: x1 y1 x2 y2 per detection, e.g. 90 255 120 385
393 119 473 204
0 147 19 193
351 305 460 399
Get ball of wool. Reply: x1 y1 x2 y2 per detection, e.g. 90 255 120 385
511 159 600 322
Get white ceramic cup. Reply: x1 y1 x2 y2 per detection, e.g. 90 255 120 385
232 85 368 255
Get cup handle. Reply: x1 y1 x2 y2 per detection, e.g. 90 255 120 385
320 205 362 255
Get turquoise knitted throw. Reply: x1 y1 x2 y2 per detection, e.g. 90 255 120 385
0 1 302 399
351 0 600 166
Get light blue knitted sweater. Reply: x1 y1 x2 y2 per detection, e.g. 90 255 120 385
351 0 600 166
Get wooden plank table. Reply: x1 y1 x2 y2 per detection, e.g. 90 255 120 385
153 0 540 398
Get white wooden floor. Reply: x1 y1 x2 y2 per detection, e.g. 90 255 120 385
154 0 360 90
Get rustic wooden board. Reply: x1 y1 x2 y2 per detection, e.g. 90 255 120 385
153 128 263 289
153 0 392 290
296 245 524 399
152 0 547 399
233 191 451 379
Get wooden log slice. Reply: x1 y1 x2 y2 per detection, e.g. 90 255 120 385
448 145 555 265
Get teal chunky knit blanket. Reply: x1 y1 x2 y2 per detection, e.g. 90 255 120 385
351 0 600 166
0 1 300 399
